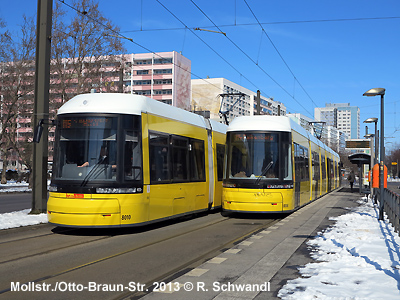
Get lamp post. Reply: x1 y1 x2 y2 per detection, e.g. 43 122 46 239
364 133 375 197
364 117 378 165
363 88 385 220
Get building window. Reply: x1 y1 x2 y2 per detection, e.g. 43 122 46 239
154 58 173 64
153 69 172 74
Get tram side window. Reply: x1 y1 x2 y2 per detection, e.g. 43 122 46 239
216 144 225 181
189 139 205 181
321 155 326 179
294 143 309 181
149 133 170 182
149 132 206 184
172 137 189 181
124 130 142 181
312 151 320 181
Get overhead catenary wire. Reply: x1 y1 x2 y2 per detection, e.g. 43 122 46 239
243 0 320 113
121 16 400 33
154 0 268 98
189 0 313 116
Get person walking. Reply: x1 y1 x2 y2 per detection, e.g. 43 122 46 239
348 170 355 192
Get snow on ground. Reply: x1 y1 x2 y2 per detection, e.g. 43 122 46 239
0 181 31 193
278 196 400 299
0 209 48 230
0 181 47 229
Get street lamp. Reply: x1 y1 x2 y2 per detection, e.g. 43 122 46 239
364 133 375 198
363 88 385 220
364 117 378 164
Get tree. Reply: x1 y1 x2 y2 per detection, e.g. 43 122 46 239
386 143 400 178
1 1 127 183
0 16 36 184
50 0 125 115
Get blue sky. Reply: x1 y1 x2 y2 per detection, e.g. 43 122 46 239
1 0 400 150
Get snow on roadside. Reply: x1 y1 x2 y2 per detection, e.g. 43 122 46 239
0 209 48 230
278 196 400 299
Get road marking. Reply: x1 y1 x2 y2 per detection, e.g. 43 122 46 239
225 249 241 254
186 268 209 277
208 257 227 264
239 241 253 246
250 235 263 239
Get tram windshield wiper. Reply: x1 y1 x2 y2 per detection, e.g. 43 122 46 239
255 161 273 185
80 156 107 187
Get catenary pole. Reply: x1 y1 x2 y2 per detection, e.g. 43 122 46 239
31 0 53 214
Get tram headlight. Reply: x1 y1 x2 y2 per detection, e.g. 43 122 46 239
223 183 236 188
96 187 138 194
49 186 58 192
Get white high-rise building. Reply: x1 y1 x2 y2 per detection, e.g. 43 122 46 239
315 103 360 139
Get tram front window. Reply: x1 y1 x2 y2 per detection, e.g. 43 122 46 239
227 132 292 182
54 116 118 183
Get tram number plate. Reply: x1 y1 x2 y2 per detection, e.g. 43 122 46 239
121 215 131 220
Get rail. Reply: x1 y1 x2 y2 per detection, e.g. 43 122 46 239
379 188 400 237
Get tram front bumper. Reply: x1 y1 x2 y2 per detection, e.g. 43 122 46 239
47 192 121 227
222 188 284 213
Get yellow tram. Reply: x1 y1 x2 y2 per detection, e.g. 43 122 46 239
222 116 340 213
47 93 227 227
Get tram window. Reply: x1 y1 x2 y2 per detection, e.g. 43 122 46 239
294 143 309 181
312 151 320 180
321 155 326 179
282 142 292 180
216 144 225 181
189 139 205 181
124 130 142 181
172 136 189 181
149 133 170 182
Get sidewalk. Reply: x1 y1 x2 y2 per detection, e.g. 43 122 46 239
139 187 362 300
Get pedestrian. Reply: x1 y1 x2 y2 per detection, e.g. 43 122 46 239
348 170 355 192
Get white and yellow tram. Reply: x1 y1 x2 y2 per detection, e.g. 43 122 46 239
47 93 227 227
222 116 340 213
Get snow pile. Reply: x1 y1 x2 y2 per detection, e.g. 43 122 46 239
279 197 400 299
0 181 30 193
0 209 48 230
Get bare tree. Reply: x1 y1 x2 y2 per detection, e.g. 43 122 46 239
0 16 36 183
1 1 126 183
50 0 125 105
386 144 400 178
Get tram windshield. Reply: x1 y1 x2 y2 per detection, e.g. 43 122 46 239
226 131 292 183
52 115 142 185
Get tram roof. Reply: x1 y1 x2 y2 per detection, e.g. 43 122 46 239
57 93 227 134
227 115 339 158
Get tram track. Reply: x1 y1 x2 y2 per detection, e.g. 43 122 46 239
0 213 281 299
0 214 228 295
114 218 280 300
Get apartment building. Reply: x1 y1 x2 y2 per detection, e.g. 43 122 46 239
122 51 191 110
314 103 360 139
191 77 286 123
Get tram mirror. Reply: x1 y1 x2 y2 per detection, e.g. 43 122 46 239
33 119 56 143
33 119 44 143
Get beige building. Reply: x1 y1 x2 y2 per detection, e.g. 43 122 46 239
191 78 286 123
